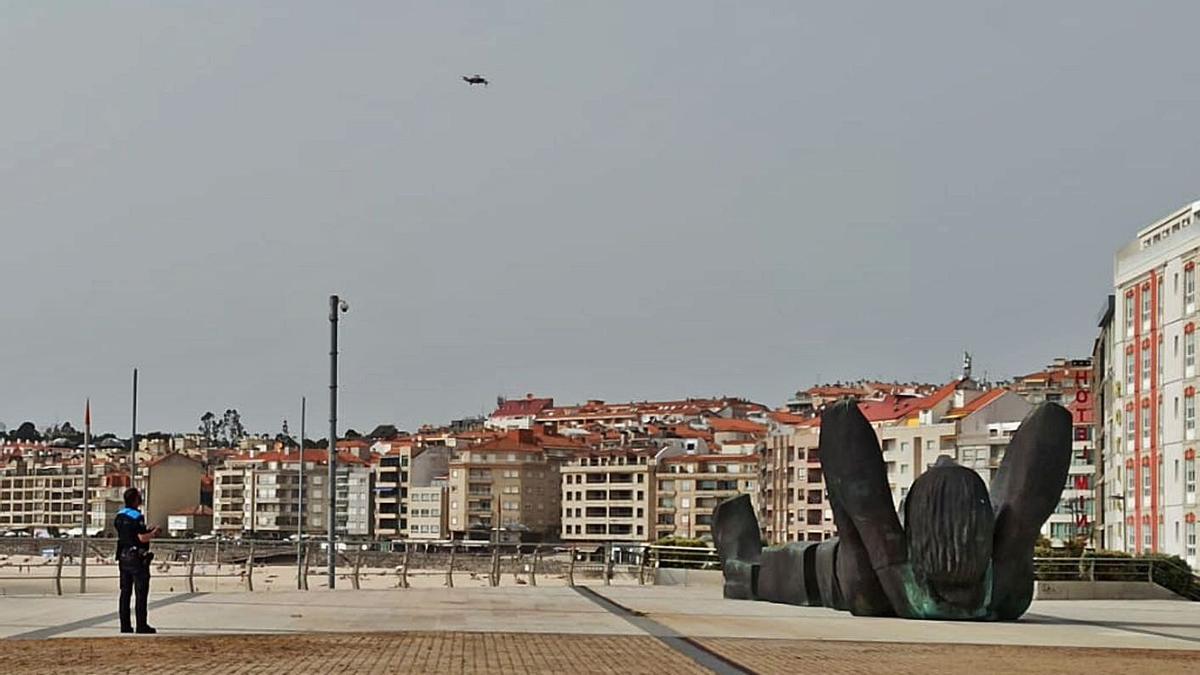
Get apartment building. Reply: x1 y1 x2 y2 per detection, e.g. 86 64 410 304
370 439 452 540
1094 295 1117 550
373 440 415 539
1102 200 1200 569
0 449 197 536
214 450 373 538
654 448 758 541
447 429 564 541
408 482 449 540
134 452 205 532
759 414 826 545
560 447 655 542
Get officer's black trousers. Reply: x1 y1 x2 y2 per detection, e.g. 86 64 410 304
118 562 151 630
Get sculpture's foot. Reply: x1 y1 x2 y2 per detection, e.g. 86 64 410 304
713 495 764 601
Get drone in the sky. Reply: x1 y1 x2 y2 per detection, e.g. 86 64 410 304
462 74 489 86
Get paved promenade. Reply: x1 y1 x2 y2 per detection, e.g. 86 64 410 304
0 586 1195 673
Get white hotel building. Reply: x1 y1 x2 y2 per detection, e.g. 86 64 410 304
1104 200 1200 570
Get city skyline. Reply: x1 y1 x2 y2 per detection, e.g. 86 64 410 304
3 3 1200 432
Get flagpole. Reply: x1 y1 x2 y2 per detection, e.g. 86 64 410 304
81 399 91 594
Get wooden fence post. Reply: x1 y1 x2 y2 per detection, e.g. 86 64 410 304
638 546 648 586
352 551 362 590
530 546 540 587
567 546 576 587
489 544 500 587
445 545 456 588
187 545 197 594
54 547 65 596
302 542 311 591
245 543 255 592
604 542 613 586
400 545 410 589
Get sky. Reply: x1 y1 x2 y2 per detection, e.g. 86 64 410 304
2 2 1199 436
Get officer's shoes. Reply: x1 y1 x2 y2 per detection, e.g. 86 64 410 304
135 626 157 634
120 626 134 634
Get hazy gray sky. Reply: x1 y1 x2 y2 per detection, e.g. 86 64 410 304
2 2 1199 435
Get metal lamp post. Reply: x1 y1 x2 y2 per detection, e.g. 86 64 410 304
298 396 306 589
328 295 348 589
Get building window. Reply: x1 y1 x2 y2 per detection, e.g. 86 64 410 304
1142 291 1151 330
1126 357 1135 390
1143 469 1151 501
1189 395 1197 440
1187 458 1196 504
1159 277 1164 325
1142 350 1151 388
1142 407 1151 446
1126 295 1135 336
1126 412 1136 443
1188 522 1197 560
1188 266 1197 313
1189 331 1197 377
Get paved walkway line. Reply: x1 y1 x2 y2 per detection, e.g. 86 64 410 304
7 593 207 639
1023 612 1200 646
573 586 752 675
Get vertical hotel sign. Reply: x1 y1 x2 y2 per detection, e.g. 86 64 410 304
1072 367 1092 536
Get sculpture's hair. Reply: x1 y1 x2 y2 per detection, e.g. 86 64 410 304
905 462 994 586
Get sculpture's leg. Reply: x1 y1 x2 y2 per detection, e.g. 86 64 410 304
988 403 1072 620
820 399 914 617
756 542 822 606
712 494 762 599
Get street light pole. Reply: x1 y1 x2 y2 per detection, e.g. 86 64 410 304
298 396 305 589
130 368 138 477
328 295 347 589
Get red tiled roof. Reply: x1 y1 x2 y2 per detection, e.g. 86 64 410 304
706 418 767 434
944 389 1008 419
858 395 925 422
491 396 554 418
669 425 714 441
912 380 961 412
466 429 545 454
768 411 811 425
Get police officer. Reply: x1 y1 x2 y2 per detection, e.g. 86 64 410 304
115 487 161 634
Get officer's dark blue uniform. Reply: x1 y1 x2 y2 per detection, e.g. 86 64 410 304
115 506 154 633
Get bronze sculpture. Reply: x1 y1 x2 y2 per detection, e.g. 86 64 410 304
714 399 1072 620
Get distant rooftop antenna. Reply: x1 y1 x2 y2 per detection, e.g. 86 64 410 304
962 351 973 381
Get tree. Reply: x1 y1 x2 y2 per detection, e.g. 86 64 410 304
199 412 219 447
221 409 246 447
344 428 361 439
11 422 43 442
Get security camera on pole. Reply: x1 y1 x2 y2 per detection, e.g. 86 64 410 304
328 295 348 589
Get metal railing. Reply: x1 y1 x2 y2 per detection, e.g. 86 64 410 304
1033 556 1200 600
0 538 671 595
3 538 1191 600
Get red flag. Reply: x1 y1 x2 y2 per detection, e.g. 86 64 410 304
85 399 91 427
